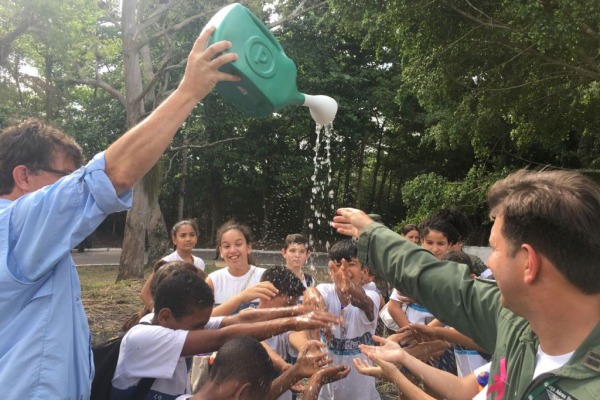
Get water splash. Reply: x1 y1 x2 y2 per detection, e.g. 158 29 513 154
308 123 335 252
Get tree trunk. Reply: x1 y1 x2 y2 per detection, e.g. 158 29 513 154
117 181 148 280
118 0 153 281
368 129 384 211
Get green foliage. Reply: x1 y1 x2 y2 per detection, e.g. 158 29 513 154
396 166 510 234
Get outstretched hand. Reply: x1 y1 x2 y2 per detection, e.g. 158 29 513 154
293 340 332 378
331 208 374 238
239 281 279 302
359 334 406 364
178 26 241 102
355 355 403 382
293 310 341 331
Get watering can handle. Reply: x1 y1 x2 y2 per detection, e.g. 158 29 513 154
244 8 284 52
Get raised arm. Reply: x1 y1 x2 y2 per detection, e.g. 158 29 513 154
104 26 240 194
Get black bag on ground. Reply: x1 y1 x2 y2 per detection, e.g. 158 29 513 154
91 331 155 400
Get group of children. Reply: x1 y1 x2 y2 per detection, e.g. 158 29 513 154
108 210 492 400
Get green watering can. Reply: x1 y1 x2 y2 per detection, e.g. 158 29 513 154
206 3 338 125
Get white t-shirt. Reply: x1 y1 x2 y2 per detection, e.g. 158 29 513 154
390 289 434 325
264 332 292 400
532 346 573 379
162 250 206 271
111 324 189 399
316 283 381 400
208 265 266 311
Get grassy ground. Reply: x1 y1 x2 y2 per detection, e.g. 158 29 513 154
79 264 399 399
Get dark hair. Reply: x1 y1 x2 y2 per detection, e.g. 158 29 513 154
0 119 84 195
260 266 305 297
328 239 358 264
283 233 310 250
208 336 274 398
419 217 460 245
488 169 600 294
150 260 204 299
443 250 475 274
153 269 214 319
216 219 256 265
430 208 471 243
401 224 419 236
171 219 199 237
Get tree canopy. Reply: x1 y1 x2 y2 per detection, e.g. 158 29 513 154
1 0 598 263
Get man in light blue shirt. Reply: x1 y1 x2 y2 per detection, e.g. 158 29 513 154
0 26 240 399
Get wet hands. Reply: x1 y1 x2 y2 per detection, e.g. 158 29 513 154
353 355 399 380
178 26 241 103
358 334 406 364
239 281 278 302
302 288 326 312
293 310 341 331
398 323 439 343
293 340 333 378
331 208 374 238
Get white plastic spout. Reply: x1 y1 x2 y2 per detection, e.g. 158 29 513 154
302 94 338 125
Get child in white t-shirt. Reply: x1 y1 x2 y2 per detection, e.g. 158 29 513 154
206 220 272 316
111 267 341 399
304 239 381 400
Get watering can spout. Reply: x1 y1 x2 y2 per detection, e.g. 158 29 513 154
302 94 338 125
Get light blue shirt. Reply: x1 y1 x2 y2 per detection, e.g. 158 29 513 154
0 152 132 399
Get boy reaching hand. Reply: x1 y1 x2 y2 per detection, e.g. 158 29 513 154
303 239 381 400
110 269 339 399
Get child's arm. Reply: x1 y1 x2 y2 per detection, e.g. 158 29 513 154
301 365 351 400
354 356 435 400
400 324 487 353
182 311 340 356
301 287 328 342
262 342 290 372
219 305 317 327
387 299 410 330
360 335 480 399
266 341 331 400
209 281 279 316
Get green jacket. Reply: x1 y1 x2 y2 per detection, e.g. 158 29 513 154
358 223 600 400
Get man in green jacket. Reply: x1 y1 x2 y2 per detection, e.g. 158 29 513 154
332 169 600 400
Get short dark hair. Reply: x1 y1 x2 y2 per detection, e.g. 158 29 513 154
328 239 358 264
150 260 204 299
283 233 310 250
0 119 84 195
429 208 471 242
488 169 600 294
261 266 305 297
153 269 214 319
208 336 274 398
